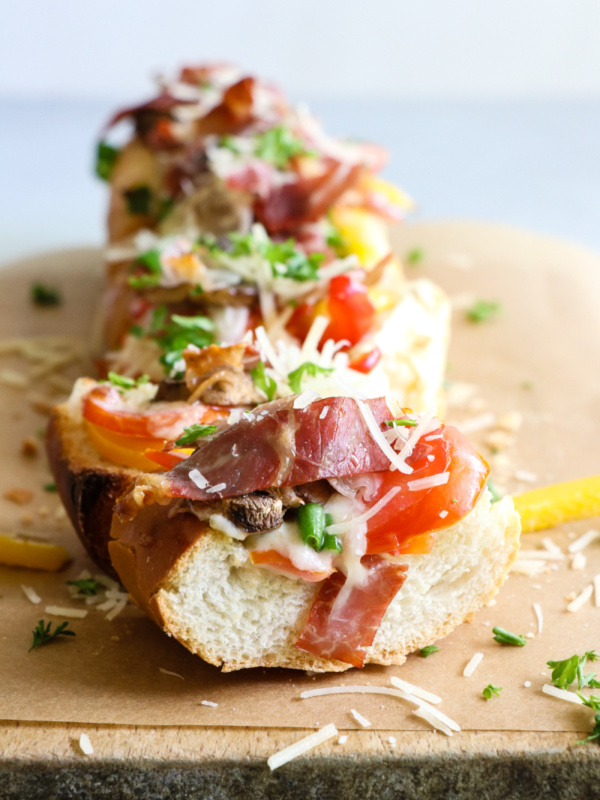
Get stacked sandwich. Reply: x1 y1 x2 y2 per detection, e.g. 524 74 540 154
47 63 520 672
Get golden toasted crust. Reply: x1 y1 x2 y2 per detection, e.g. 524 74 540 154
45 408 137 577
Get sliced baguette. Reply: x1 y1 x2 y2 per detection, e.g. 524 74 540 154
109 491 520 672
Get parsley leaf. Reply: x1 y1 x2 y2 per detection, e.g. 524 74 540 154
66 578 103 596
31 283 62 307
174 424 218 446
466 299 501 323
254 125 312 169
287 362 334 394
106 372 150 390
95 141 120 181
420 645 439 658
325 221 346 254
576 695 600 745
128 249 163 289
482 684 502 700
406 248 424 266
385 418 417 428
251 361 277 402
149 308 215 378
29 619 76 652
548 651 600 690
43 482 57 493
492 626 526 646
124 185 153 215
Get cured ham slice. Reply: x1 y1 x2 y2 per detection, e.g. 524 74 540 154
295 555 408 668
167 396 392 501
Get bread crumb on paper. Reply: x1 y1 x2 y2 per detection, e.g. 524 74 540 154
4 488 34 505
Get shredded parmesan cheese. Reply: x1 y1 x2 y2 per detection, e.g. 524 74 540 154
201 700 218 708
357 400 413 474
568 529 600 554
389 676 442 705
301 684 422 704
542 684 584 704
533 602 543 634
542 537 563 556
206 482 227 494
510 560 547 576
21 584 41 604
462 652 484 677
326 488 401 537
518 549 563 561
413 706 454 736
350 708 372 728
293 390 320 409
407 472 449 491
566 584 593 612
337 735 348 745
267 723 338 770
571 552 587 570
159 668 184 679
44 605 87 619
79 733 94 755
188 469 209 490
105 599 127 621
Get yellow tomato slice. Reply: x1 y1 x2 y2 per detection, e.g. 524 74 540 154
329 207 391 269
360 174 415 212
0 534 69 571
84 421 166 472
515 475 600 533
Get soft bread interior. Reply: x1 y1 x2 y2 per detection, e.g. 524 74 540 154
114 492 520 672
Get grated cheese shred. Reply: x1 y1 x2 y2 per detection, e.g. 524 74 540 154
566 584 593 612
350 708 372 728
389 676 442 705
44 605 87 619
21 584 41 604
533 602 544 634
462 652 484 677
267 723 338 770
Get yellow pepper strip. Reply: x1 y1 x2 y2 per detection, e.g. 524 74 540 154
329 207 391 269
360 174 415 212
84 421 164 472
0 534 69 571
515 475 600 533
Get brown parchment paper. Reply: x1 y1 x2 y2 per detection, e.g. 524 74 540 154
0 222 599 733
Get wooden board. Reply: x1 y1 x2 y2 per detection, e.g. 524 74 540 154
2 221 600 799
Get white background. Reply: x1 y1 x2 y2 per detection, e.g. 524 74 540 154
2 0 600 101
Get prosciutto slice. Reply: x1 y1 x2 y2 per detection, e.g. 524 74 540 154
295 555 408 668
167 396 392 501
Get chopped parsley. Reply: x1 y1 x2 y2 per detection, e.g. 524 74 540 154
29 619 76 652
149 307 215 378
325 221 346 254
406 248 424 266
31 283 62 307
254 125 312 169
578 695 600 745
251 361 277 402
487 478 502 503
128 249 163 289
66 578 103 596
174 424 218 446
420 645 439 658
466 299 501 323
287 362 334 394
492 626 526 646
230 232 325 282
106 372 150 390
95 141 120 181
124 185 153 215
43 482 57 493
482 684 502 700
385 418 418 428
547 651 600 690
220 135 241 154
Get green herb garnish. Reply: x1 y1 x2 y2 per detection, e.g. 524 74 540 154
66 578 103 596
128 249 163 289
577 695 600 745
31 283 62 307
95 141 120 181
149 307 215 378
420 645 439 658
547 651 600 690
482 684 502 700
251 361 277 402
106 372 150 390
124 185 153 215
220 135 241 154
43 482 57 493
325 221 346 253
297 503 342 553
466 299 501 323
406 248 424 265
487 478 502 503
29 619 76 652
385 418 418 428
287 362 334 394
254 125 311 169
174 424 218 446
492 627 526 646
228 232 325 282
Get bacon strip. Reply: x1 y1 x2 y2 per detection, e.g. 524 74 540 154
167 396 392 501
295 555 408 667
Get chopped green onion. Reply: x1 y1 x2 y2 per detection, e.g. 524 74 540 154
43 482 57 493
419 645 439 658
466 299 501 323
492 626 526 646
406 248 424 265
297 503 326 551
31 283 61 307
322 533 343 553
385 418 417 428
95 141 120 181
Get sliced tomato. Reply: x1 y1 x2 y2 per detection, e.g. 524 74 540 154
250 550 334 583
286 274 376 347
295 555 408 667
144 447 194 470
363 424 489 555
81 384 228 439
349 346 382 374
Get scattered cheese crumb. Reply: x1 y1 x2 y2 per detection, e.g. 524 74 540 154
201 700 218 708
188 469 208 490
439 509 448 519
463 652 484 677
388 736 397 747
21 584 41 604
350 708 372 728
533 602 543 634
525 632 536 639
524 681 531 688
567 584 593 613
337 735 347 745
79 733 93 756
571 552 587 570
267 723 338 770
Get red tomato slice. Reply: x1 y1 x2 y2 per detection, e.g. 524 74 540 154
144 448 194 470
364 424 489 555
349 346 382 374
81 384 228 439
250 550 334 583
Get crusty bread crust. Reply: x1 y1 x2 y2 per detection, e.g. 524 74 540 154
46 406 139 577
109 492 521 672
